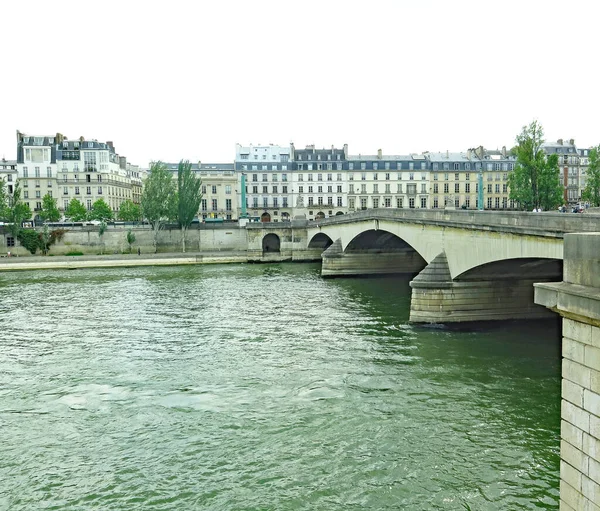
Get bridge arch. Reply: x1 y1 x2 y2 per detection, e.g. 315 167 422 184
308 233 333 250
346 229 421 254
262 233 280 253
454 257 563 282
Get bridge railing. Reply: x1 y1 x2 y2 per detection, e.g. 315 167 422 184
307 209 600 237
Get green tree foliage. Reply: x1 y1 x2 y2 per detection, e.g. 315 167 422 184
7 182 32 243
582 146 600 207
98 221 108 254
17 227 65 255
65 198 88 222
0 179 9 221
126 229 136 253
141 161 177 252
118 199 141 222
89 199 113 222
508 120 563 211
40 193 61 222
177 160 202 252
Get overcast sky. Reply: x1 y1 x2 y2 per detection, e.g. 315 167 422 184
1 0 598 166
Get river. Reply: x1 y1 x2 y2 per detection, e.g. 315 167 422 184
0 263 561 510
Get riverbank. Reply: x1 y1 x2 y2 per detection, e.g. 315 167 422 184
0 251 249 271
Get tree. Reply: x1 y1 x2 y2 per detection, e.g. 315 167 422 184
140 161 177 253
118 199 141 222
126 229 136 253
177 160 202 252
582 146 600 207
98 221 108 255
0 179 9 221
508 120 563 211
40 193 61 223
65 198 88 222
16 226 65 255
89 198 113 222
7 182 32 251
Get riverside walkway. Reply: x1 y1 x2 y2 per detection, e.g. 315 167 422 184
0 251 248 271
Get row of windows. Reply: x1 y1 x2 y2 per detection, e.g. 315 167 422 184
247 197 344 208
348 184 426 194
200 199 233 211
201 185 232 194
349 197 428 209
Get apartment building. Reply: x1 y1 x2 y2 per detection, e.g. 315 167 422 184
346 150 428 212
0 158 17 197
15 131 140 219
235 143 292 221
165 162 238 220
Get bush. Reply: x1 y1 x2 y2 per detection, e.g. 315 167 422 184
17 227 68 255
65 251 84 256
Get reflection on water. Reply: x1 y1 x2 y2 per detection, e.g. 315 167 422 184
0 263 560 510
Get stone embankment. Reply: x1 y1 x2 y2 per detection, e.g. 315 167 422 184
0 251 248 271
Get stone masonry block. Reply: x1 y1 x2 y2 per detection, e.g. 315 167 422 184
592 325 600 350
564 380 585 408
582 475 600 505
565 359 593 390
563 420 585 450
564 337 586 365
562 459 583 492
590 415 600 442
584 433 600 462
589 457 600 486
565 318 593 347
585 389 600 418
563 400 591 433
586 345 600 372
561 479 585 510
563 439 589 475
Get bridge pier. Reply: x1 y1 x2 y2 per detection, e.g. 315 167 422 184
409 252 556 323
535 233 600 511
321 238 426 277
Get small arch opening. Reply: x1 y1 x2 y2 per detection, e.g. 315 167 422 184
308 233 334 250
260 212 271 222
262 233 281 253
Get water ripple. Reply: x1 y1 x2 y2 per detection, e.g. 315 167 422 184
0 264 560 510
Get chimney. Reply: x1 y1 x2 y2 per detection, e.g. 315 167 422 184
569 139 574 146
377 149 382 159
343 143 348 158
107 141 114 151
502 146 507 158
557 139 563 145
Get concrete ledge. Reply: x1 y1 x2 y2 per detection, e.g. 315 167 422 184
535 282 600 325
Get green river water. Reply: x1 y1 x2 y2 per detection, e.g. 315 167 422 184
0 263 561 510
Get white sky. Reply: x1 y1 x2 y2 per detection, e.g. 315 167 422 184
1 0 598 166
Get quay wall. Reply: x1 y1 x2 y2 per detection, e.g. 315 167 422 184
0 225 248 256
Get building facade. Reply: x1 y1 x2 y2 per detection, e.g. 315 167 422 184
15 131 142 220
165 162 238 220
0 158 17 197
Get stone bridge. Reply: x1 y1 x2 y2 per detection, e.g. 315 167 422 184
247 209 600 323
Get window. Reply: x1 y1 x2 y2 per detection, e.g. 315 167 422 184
47 167 52 178
24 191 29 199
373 173 378 181
318 174 323 181
361 163 366 170
349 198 355 209
75 187 80 195
272 174 278 182
444 183 449 193
349 184 354 194
373 197 379 208
212 199 218 211
384 197 391 207
201 199 207 212
87 199 92 210
263 186 268 194
361 184 367 194
86 186 91 195
212 185 217 194
35 167 40 178
252 174 258 182
337 173 342 181
421 197 427 208
225 185 231 194
361 173 366 181
409 173 414 180
409 198 415 208
35 180 40 188
273 197 278 207
282 186 288 193
465 183 470 193
487 184 492 193
282 173 287 182
373 163 378 171
262 174 268 182
23 167 28 177
283 197 288 207
299 186 304 193
454 183 459 193
98 187 103 195
327 173 332 181
397 183 403 193
337 197 342 206
308 174 313 181
63 186 68 195
433 184 439 193
273 186 278 193
397 197 403 208
373 184 379 193
252 186 258 194
308 197 314 206
360 198 367 209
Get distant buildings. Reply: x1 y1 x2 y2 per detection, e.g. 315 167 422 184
12 131 145 221
1 130 595 223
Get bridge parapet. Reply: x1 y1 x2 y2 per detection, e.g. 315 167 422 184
310 209 600 237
